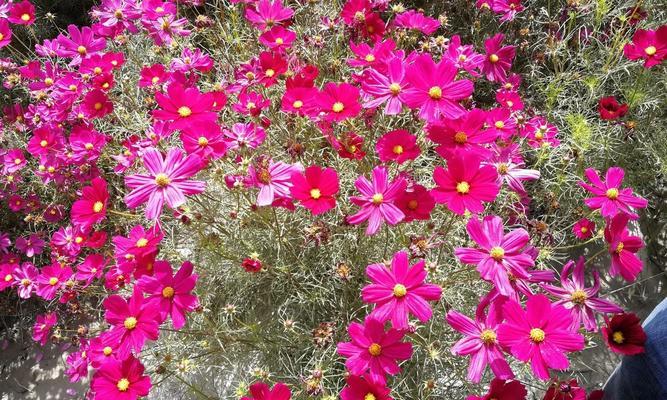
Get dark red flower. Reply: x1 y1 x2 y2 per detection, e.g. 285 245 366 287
588 390 604 400
242 257 262 273
542 379 586 400
602 313 646 355
598 96 629 120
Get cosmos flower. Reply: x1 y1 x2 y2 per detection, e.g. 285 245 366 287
579 167 648 218
427 109 495 159
466 379 527 400
598 96 629 120
481 34 515 82
71 177 109 230
179 121 228 161
8 0 36 25
153 84 217 130
602 313 646 355
542 379 587 400
241 382 291 400
32 313 58 346
290 165 340 215
395 185 435 222
244 0 294 31
91 355 151 400
604 213 644 282
248 158 302 207
36 264 73 301
317 82 361 122
103 288 161 358
340 374 392 400
360 58 409 115
623 26 667 68
347 166 406 235
375 129 420 164
362 251 442 329
393 10 440 35
15 234 45 257
572 218 596 240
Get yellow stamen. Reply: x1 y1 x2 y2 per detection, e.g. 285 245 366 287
77 46 87 55
392 145 404 154
177 106 192 117
489 54 499 63
368 343 382 356
644 46 656 56
292 100 303 109
198 137 209 147
480 329 497 344
136 238 148 248
372 193 383 205
494 121 505 129
570 290 587 305
332 102 345 113
529 328 545 343
393 284 407 298
49 277 58 286
489 246 505 262
365 54 375 62
103 346 113 356
123 317 137 330
154 173 171 187
428 86 442 100
612 331 625 344
162 286 175 298
456 181 470 194
310 188 321 199
454 132 468 144
389 83 401 95
116 378 130 392
606 188 619 200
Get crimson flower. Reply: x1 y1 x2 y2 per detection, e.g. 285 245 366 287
71 177 109 230
598 96 629 120
289 165 340 215
91 355 151 400
623 26 667 68
241 381 291 400
602 313 646 355
466 379 527 400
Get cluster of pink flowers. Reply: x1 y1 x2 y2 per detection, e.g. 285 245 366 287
0 0 657 398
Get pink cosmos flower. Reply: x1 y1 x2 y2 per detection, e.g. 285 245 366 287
103 288 161 358
0 20 13 49
522 116 560 148
488 143 540 194
427 109 495 158
497 295 585 380
484 108 516 140
347 166 406 235
290 166 340 215
259 26 296 51
0 263 15 291
139 64 169 87
241 382 291 400
492 0 524 22
431 154 500 215
340 375 392 400
466 379 527 400
623 26 667 68
317 82 361 122
124 147 206 220
69 125 109 163
180 121 228 161
455 215 534 296
32 313 58 346
393 10 440 35
396 184 435 222
360 58 409 115
541 257 622 331
573 218 596 240
244 0 294 30
36 264 73 300
14 263 38 299
579 167 648 218
137 260 198 329
376 129 420 164
15 234 45 257
8 0 35 25
153 84 216 130
82 89 114 119
482 34 515 82
248 158 302 207
76 253 107 286
223 122 266 150
71 177 109 230
91 355 151 400
340 0 372 25
337 317 413 384
604 213 644 281
27 125 65 160
447 297 513 383
281 87 318 116
403 53 474 122
56 25 106 64
349 39 399 70
362 251 442 329
3 149 26 174
113 225 163 270
233 91 271 116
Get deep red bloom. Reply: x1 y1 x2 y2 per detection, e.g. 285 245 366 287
396 185 435 222
376 129 420 164
466 379 527 400
598 96 629 120
542 379 586 400
602 313 646 355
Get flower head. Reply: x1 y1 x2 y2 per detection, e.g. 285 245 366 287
579 167 648 218
290 166 340 215
91 355 151 400
598 96 629 120
241 381 291 400
602 313 646 355
604 213 644 282
376 129 420 164
623 26 667 68
347 166 406 235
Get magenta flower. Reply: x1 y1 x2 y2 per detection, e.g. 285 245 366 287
13 263 38 299
347 166 406 235
466 379 527 400
71 177 109 230
180 121 228 161
153 83 217 130
0 20 11 49
289 165 340 215
0 263 15 291
244 0 294 31
579 167 648 218
375 129 421 164
56 25 106 64
444 35 484 76
103 288 161 358
241 381 291 400
340 374 392 400
362 251 442 329
403 53 474 122
124 147 206 220
8 1 35 25
393 10 440 35
248 159 302 207
573 218 596 240
431 154 500 215
488 143 540 194
396 184 435 222
76 253 107 286
623 26 667 68
541 257 622 331
492 0 525 22
259 26 296 51
32 313 58 346
317 82 361 122
137 260 199 329
337 317 413 384
455 216 534 297
69 125 109 163
223 122 266 150
15 234 45 257
522 116 560 148
427 109 495 159
446 297 513 383
360 58 409 115
604 213 644 281
36 264 73 301
91 355 151 400
481 34 515 82
497 295 585 380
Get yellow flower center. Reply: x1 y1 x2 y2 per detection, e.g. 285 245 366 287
265 68 275 77
393 284 407 297
94 67 102 75
606 188 619 200
580 226 589 233
644 46 657 56
117 378 130 392
177 106 192 117
365 394 376 400
494 121 505 128
69 84 78 91
4 274 12 282
480 329 497 344
458 54 467 62
85 142 94 150
74 236 83 244
115 9 124 18
275 38 284 45
94 102 103 111
489 246 505 261
21 13 31 22
456 181 470 194
49 277 58 286
529 328 545 343
354 11 365 22
0 33 3 41
389 83 401 95
292 100 303 109
44 78 54 86
612 331 625 344
372 193 384 205
497 163 509 175
310 188 321 199
14 158 22 165
615 242 624 254
571 290 587 305
155 173 171 187
332 102 345 113
392 145 404 154
428 86 442 100
365 54 375 62
151 76 160 84
103 346 113 356
489 54 499 63
162 286 175 298
198 137 209 147
247 102 256 109
123 317 137 330
77 46 87 55
136 238 148 248
40 140 48 147
454 131 468 144
368 343 382 356
21 278 31 286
